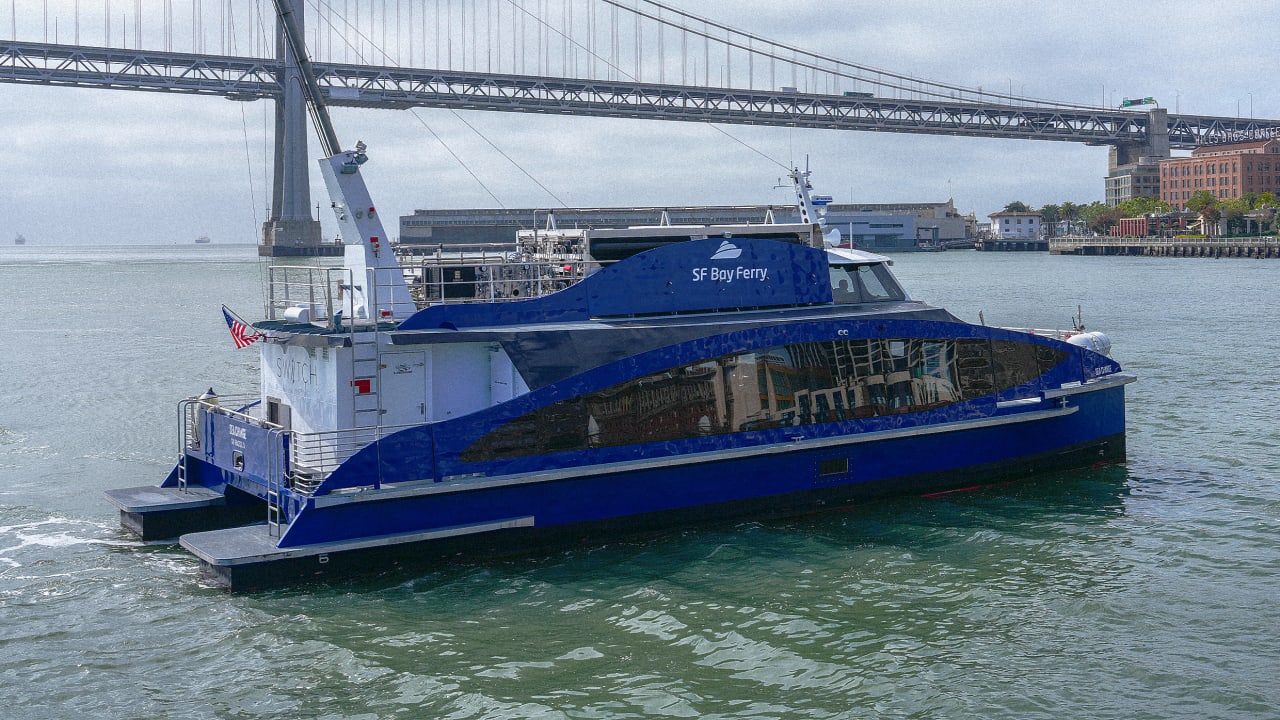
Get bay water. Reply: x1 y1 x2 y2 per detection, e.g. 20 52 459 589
1 244 1277 718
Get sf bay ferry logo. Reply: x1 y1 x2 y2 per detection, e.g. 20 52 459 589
710 240 742 260
692 241 769 283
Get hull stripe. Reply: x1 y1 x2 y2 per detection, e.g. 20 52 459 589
311 391 1116 509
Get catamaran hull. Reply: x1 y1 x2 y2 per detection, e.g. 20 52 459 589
181 382 1126 591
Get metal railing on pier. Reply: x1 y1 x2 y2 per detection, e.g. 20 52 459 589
1050 235 1280 258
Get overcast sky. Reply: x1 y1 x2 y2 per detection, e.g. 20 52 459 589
2 0 1274 244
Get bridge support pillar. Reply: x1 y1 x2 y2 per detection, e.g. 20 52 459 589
259 1 334 257
1104 108 1170 207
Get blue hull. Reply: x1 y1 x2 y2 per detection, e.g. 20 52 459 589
183 381 1126 591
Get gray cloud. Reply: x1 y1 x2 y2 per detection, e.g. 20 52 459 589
1 0 1271 244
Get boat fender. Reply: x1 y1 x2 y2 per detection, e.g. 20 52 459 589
1066 331 1111 356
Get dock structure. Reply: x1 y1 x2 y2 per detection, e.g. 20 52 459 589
976 237 1049 252
1050 235 1280 258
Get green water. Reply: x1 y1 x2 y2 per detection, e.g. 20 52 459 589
1 245 1277 719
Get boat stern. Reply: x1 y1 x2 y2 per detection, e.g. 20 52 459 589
105 395 289 540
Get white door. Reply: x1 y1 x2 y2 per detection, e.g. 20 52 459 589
378 351 428 427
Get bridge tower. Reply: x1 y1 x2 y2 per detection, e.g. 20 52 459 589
258 1 334 257
1104 108 1170 207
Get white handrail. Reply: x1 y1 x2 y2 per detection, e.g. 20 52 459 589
288 422 428 494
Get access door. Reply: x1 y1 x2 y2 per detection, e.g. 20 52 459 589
378 351 428 427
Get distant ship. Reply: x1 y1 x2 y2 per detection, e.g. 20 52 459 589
195 236 212 244
14 234 26 245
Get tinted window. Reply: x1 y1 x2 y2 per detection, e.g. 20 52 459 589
856 265 903 301
461 338 1066 462
829 263 906 303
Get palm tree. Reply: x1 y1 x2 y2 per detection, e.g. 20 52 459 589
1186 191 1221 236
1040 204 1061 237
1059 201 1082 235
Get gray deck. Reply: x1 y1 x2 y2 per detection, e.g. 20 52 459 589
180 516 536 567
104 485 226 513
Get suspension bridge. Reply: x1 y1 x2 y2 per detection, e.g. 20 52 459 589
3 0 1277 251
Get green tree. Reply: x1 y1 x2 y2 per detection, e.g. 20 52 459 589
1256 193 1279 234
1039 204 1061 237
1222 208 1246 235
1003 201 1031 213
1058 201 1085 234
1186 191 1221 235
1076 201 1113 234
1115 197 1173 217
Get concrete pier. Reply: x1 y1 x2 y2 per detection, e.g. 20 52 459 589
976 238 1049 251
1050 236 1280 258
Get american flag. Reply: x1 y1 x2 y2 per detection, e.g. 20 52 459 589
222 306 264 349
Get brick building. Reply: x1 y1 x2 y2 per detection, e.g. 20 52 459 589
1109 212 1195 237
1159 138 1280 209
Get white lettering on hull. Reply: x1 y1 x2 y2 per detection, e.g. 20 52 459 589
691 266 770 283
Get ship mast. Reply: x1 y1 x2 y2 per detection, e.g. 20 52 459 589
788 158 839 247
269 0 415 322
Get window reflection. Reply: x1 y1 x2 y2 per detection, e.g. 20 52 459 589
461 337 1065 462
828 263 907 304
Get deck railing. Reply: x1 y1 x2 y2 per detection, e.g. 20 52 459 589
180 393 270 451
288 422 426 495
266 265 350 326
998 327 1078 342
395 243 590 307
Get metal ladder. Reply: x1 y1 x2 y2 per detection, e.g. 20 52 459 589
351 332 381 429
266 428 289 537
176 397 200 493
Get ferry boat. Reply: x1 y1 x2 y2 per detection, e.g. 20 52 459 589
14 234 25 245
105 4 1134 591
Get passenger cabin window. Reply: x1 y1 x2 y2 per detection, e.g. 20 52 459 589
461 337 1066 462
829 263 906 304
